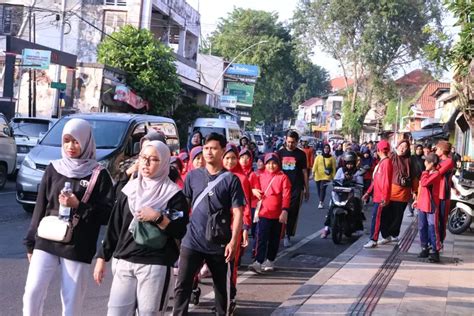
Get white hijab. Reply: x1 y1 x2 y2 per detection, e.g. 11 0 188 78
122 141 181 216
52 118 99 178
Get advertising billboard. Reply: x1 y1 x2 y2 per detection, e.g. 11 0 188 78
225 63 259 77
226 82 255 107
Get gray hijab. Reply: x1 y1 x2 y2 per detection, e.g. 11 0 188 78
122 141 181 217
51 118 99 178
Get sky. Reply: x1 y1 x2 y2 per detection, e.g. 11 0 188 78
186 0 342 77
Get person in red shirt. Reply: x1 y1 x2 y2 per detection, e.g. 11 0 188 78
435 140 455 245
222 144 252 303
170 156 185 189
413 153 442 262
186 146 204 175
362 140 393 248
302 140 315 178
249 153 291 273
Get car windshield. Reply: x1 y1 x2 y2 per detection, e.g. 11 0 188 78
12 121 49 137
41 118 128 148
193 127 226 138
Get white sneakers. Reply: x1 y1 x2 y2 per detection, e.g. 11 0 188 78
318 202 324 209
377 237 391 245
283 236 291 247
262 259 274 272
363 240 377 248
249 260 275 273
248 261 262 274
390 236 400 242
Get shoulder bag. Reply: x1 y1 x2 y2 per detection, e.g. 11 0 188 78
323 156 333 176
253 176 277 223
192 172 231 245
37 166 103 243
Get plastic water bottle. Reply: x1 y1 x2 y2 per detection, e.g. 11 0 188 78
58 182 72 220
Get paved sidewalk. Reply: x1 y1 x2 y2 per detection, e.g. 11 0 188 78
273 211 474 315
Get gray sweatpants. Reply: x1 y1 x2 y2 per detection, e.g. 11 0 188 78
107 259 173 316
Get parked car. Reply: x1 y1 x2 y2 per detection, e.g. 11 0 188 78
0 113 17 189
9 117 55 171
191 118 241 146
16 113 179 212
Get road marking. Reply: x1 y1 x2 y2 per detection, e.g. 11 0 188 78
188 228 324 310
0 191 16 195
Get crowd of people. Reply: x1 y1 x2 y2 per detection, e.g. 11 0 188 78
22 120 456 315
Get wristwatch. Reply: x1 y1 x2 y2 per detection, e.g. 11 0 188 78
154 213 164 225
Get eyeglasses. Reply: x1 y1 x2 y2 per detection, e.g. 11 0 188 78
138 155 160 165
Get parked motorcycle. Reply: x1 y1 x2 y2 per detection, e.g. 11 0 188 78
329 179 365 244
448 174 474 234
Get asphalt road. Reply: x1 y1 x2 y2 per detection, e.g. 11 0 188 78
0 177 360 315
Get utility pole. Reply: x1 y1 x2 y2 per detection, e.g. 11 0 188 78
51 0 67 118
28 7 32 117
33 13 37 117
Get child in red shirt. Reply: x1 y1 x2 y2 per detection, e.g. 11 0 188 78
413 153 442 262
249 153 291 273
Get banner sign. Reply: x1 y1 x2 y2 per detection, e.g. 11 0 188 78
226 82 255 107
114 85 149 111
22 49 51 69
225 63 259 77
0 5 23 36
220 95 237 109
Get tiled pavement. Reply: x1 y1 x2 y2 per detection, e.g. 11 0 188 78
273 211 474 315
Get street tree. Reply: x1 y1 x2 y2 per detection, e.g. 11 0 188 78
293 0 444 137
97 25 181 115
206 8 330 127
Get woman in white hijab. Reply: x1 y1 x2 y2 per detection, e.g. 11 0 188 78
23 118 115 316
94 141 189 316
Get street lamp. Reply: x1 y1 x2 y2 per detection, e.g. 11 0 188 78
212 40 268 91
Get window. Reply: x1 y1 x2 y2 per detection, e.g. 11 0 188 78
104 0 126 6
102 11 126 37
41 118 128 149
333 101 342 113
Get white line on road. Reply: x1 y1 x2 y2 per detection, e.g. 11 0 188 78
188 228 324 310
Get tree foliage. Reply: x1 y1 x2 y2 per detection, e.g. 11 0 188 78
97 25 181 115
205 8 330 126
294 0 444 136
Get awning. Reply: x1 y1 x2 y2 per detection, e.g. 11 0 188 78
411 126 447 141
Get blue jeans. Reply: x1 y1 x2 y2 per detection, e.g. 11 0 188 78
418 210 441 251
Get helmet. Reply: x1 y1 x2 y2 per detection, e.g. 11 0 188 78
342 151 357 163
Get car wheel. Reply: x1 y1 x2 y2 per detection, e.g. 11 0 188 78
448 207 472 234
0 165 7 190
22 204 35 213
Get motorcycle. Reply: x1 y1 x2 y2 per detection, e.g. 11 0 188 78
448 172 474 234
329 177 365 244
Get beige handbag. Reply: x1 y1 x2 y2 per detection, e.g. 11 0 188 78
37 166 102 243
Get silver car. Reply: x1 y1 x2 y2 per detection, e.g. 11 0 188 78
9 117 55 171
17 113 180 212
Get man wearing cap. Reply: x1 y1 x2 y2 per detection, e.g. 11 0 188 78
362 140 394 248
435 140 454 245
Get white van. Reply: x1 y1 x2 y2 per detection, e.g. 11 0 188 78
192 118 241 146
0 113 17 189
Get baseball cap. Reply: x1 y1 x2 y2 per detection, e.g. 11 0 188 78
377 140 390 153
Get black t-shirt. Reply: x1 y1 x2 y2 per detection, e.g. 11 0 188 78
182 168 245 255
279 147 307 190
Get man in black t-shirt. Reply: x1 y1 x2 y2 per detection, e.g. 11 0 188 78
279 130 309 247
173 133 245 316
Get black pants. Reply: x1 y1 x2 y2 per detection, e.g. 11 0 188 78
173 247 229 316
381 201 408 238
316 180 329 204
254 217 282 263
439 199 448 243
287 187 303 237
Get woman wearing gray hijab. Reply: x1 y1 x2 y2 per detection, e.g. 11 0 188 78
94 141 188 316
115 130 167 196
23 118 114 316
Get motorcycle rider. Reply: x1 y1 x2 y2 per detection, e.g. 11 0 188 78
321 151 363 238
